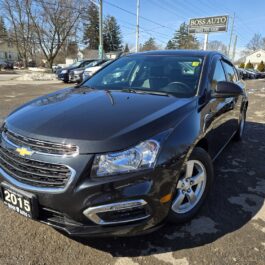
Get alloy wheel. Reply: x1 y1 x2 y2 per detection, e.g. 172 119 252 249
171 160 207 214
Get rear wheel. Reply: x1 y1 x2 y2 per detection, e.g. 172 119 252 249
168 147 214 224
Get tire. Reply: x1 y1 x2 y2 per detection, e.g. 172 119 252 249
234 110 246 142
168 147 214 224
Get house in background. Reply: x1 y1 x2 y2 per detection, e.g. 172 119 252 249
245 49 265 68
0 38 19 62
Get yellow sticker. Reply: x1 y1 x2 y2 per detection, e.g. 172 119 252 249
192 62 200 67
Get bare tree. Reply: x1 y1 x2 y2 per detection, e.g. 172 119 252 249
208 40 227 55
1 0 34 67
26 0 84 68
246 33 263 52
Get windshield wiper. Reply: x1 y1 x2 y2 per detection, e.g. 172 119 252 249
121 88 170 97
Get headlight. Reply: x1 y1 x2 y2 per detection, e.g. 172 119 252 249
61 70 67 74
92 140 160 177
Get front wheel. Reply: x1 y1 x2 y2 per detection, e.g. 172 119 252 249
168 147 214 224
234 110 246 141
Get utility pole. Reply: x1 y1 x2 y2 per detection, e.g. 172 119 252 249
228 13 235 58
203 33 209 51
232 35 238 62
98 0 103 59
136 0 140 52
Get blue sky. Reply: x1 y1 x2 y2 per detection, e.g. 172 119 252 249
102 0 264 57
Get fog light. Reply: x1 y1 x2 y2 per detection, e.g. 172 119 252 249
83 200 150 225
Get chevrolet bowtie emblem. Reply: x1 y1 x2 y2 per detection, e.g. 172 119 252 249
16 147 33 157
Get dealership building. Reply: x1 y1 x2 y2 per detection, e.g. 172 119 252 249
244 49 265 68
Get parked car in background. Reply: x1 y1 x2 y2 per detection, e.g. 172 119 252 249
0 61 14 70
52 65 62 73
0 50 248 237
82 60 112 81
0 60 7 70
244 69 256 79
57 60 96 83
237 68 248 80
69 60 108 83
248 69 265 79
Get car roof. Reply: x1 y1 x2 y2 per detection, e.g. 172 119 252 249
127 49 224 58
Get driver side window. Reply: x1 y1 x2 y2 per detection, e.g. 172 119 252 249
211 60 226 91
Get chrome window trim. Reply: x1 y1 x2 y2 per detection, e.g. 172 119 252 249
83 200 150 225
1 130 79 158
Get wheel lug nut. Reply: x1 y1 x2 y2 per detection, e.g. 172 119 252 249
190 181 194 185
187 188 191 192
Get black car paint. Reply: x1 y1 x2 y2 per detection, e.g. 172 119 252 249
0 50 248 237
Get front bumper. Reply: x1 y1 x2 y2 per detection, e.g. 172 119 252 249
57 73 69 82
0 128 181 237
0 166 173 236
69 73 82 83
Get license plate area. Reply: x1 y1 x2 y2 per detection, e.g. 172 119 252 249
1 183 38 219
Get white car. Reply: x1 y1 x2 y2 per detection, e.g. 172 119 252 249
83 60 112 80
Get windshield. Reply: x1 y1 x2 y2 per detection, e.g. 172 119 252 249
82 55 203 97
70 61 82 68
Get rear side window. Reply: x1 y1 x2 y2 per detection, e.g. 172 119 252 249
222 61 238 83
211 60 226 91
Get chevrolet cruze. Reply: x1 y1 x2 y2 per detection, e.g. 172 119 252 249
0 51 248 237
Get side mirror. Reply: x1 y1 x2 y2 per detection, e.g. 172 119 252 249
213 81 243 98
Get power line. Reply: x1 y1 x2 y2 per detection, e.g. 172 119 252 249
104 0 176 31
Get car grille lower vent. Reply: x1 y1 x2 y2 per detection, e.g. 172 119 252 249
0 146 72 188
2 128 78 156
97 207 148 224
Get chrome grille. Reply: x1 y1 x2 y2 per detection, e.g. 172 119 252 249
2 128 78 156
0 146 73 188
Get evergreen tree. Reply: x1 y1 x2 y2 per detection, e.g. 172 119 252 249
172 22 199 50
83 3 99 49
245 60 254 69
124 43 130 53
103 16 122 52
166 40 176 49
0 16 8 39
239 62 245 68
257 60 265 72
141 37 158 51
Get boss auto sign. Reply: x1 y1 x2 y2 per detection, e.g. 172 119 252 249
188 15 229 34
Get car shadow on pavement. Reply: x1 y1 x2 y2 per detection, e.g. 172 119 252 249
65 121 265 257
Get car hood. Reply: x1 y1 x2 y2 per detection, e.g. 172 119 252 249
61 66 80 72
71 67 86 72
5 87 197 153
85 66 101 72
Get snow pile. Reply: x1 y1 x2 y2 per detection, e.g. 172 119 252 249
16 73 57 81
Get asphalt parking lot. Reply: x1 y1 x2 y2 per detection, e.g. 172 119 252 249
0 78 264 265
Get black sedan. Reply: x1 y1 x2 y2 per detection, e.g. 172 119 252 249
0 50 248 237
57 60 96 83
